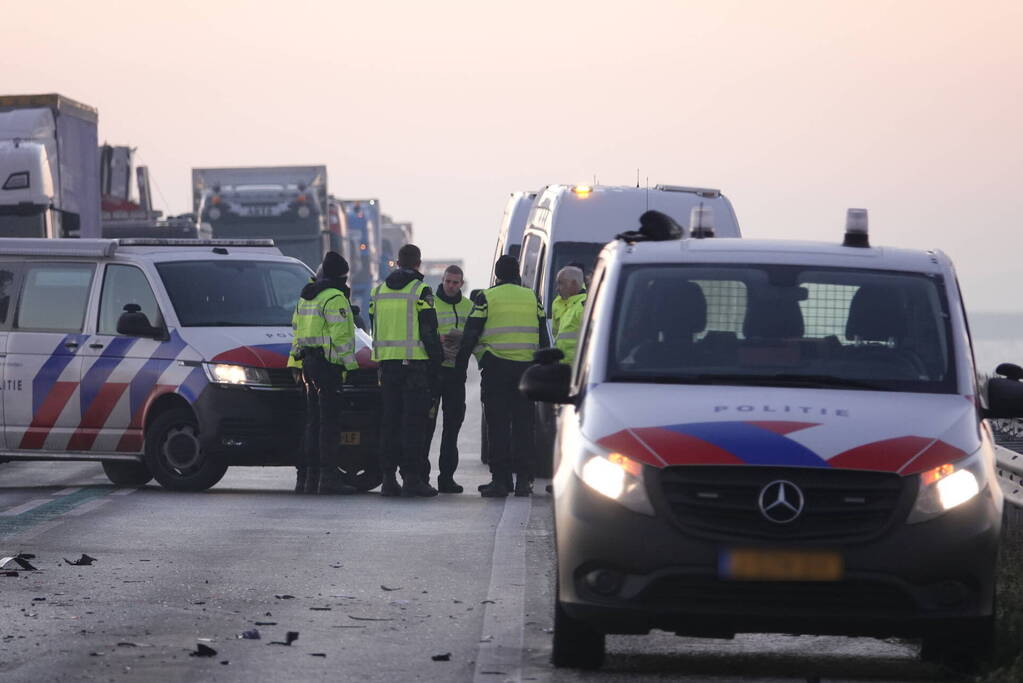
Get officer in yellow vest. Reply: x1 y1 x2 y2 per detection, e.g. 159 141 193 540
288 251 359 495
456 255 549 497
423 264 474 493
370 244 444 498
553 266 587 365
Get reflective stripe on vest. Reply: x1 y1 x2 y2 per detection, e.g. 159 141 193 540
477 284 541 362
371 281 429 361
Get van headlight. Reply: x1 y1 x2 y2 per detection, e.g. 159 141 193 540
561 422 654 515
907 446 990 523
204 363 271 386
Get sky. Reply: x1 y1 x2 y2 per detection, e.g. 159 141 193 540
3 0 1022 310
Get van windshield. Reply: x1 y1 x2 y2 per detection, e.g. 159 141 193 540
157 260 312 327
608 264 957 394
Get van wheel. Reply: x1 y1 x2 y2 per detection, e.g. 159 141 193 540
145 408 227 491
101 461 153 487
551 598 605 669
919 615 993 672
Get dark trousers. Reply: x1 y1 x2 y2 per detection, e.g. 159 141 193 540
480 355 534 482
379 360 431 481
424 367 466 480
302 350 343 469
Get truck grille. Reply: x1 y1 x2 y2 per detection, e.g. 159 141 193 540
657 466 907 542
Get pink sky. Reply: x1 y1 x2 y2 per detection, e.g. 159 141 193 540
5 0 1022 309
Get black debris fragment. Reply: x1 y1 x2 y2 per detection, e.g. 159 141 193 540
220 661 229 665
254 621 277 626
14 555 37 571
309 607 331 611
190 643 217 657
239 630 260 640
481 600 495 604
64 554 97 567
380 585 401 592
2 571 18 578
32 597 46 602
432 653 452 662
348 615 394 622
274 594 295 600
310 653 327 658
269 631 300 646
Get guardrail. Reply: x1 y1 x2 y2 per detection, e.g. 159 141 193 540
993 418 1023 512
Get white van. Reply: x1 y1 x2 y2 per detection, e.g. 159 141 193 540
522 210 1014 671
0 238 377 491
489 190 536 283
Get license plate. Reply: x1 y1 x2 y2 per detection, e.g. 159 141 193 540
340 431 361 446
246 205 273 217
720 549 843 581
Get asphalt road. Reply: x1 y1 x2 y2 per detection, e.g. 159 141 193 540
0 372 949 682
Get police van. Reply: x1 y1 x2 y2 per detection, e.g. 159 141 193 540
489 190 537 283
523 210 1019 670
0 238 377 491
522 184 742 476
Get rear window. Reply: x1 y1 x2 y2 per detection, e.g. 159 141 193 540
156 259 311 327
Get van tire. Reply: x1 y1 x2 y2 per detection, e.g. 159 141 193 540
144 408 227 491
101 460 153 487
919 615 994 672
551 598 605 669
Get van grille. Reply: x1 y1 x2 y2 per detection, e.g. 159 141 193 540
657 466 906 542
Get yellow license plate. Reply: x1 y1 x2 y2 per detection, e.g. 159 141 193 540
721 549 843 582
340 431 361 446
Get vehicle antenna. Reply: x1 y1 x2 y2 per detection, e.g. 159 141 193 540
636 168 640 188
645 177 650 210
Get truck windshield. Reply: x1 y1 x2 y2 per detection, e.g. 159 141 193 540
608 264 957 394
157 260 311 327
0 206 46 237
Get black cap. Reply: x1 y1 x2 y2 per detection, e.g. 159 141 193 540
494 255 519 281
321 251 349 278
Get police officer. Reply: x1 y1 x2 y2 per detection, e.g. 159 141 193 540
370 244 444 498
288 251 359 495
553 266 587 365
456 255 548 498
424 265 473 493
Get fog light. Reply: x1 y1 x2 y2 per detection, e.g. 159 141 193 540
584 569 623 596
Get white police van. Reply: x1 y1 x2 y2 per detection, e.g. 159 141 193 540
523 209 1020 671
489 190 536 283
0 238 376 491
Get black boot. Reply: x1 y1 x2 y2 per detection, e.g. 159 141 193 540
478 474 512 492
381 472 401 497
401 477 439 498
514 477 533 497
480 478 510 498
303 467 320 494
318 467 357 495
294 467 307 493
438 476 463 494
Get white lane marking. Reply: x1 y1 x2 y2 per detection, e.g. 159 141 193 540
473 496 531 683
110 488 138 496
66 498 113 516
53 487 82 497
1 499 53 516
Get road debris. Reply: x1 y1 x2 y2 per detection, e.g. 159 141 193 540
431 653 451 662
254 621 277 626
348 615 394 622
1 554 38 571
239 629 260 640
274 594 295 600
189 643 217 658
380 585 401 591
64 554 97 566
310 653 327 658
269 631 299 646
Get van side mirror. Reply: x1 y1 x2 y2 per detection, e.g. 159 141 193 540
117 304 165 340
987 363 1023 418
520 347 574 404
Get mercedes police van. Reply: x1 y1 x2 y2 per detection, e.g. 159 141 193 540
523 184 742 477
0 238 378 492
523 210 1021 671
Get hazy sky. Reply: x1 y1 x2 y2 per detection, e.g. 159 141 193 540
4 1 1021 309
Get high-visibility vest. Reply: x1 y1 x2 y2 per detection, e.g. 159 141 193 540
370 278 433 361
552 289 586 337
435 292 473 368
471 283 543 362
288 287 358 371
554 292 587 365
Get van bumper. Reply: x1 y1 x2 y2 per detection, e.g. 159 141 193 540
555 471 1001 638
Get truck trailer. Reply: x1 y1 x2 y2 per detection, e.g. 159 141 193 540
0 94 100 238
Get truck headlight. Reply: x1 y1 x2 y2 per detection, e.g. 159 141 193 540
204 363 271 386
908 446 989 523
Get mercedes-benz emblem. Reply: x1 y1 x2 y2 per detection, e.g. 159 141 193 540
757 480 805 524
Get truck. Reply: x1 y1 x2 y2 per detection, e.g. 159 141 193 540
193 166 329 269
100 144 198 239
380 214 413 274
339 199 381 315
0 94 100 239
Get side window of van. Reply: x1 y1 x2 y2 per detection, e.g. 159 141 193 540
16 263 95 333
574 262 605 385
98 265 162 335
520 235 543 290
0 262 23 329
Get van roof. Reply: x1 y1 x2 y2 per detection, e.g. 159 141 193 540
608 237 949 274
0 238 290 261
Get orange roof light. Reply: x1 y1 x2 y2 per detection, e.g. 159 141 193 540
571 184 593 197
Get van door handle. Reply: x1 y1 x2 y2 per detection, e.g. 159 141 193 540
64 341 79 350
89 343 104 350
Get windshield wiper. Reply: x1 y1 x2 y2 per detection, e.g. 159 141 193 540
608 372 885 390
